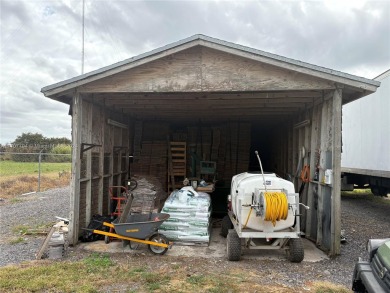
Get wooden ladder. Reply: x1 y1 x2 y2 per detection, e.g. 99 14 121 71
168 141 186 191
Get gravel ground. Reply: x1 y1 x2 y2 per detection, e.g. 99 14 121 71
0 187 389 290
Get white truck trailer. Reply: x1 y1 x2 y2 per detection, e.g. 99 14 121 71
341 69 390 196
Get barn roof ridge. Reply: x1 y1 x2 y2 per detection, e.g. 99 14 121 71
41 34 380 95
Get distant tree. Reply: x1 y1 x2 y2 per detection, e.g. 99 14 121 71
8 132 72 162
46 137 71 146
12 132 46 146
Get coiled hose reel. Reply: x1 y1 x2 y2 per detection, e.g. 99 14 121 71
258 191 289 226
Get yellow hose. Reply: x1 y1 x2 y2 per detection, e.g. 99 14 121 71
263 192 288 226
243 207 252 229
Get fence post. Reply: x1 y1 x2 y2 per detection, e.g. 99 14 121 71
38 149 43 192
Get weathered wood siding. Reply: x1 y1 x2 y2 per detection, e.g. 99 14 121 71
79 47 334 93
69 95 130 245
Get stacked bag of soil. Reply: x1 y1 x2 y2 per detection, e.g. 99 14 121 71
158 187 211 244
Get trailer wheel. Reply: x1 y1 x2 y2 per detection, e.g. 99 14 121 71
371 185 388 197
287 238 304 263
227 229 241 261
148 233 169 255
221 215 233 238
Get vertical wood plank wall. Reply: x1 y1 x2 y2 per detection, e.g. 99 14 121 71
274 89 341 256
69 94 130 245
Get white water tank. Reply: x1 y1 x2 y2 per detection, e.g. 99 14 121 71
230 172 297 232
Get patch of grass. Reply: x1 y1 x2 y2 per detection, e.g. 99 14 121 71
12 225 29 235
9 198 24 203
187 274 206 285
12 222 52 236
9 237 26 245
84 253 114 273
342 189 390 205
312 281 351 293
0 256 351 293
142 272 170 291
0 161 71 177
0 261 94 292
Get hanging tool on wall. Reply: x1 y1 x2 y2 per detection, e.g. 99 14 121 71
299 165 310 196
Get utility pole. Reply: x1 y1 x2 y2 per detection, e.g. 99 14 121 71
81 0 85 74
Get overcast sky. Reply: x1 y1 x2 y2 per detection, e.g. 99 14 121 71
1 0 389 144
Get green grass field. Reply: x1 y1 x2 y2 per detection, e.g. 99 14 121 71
0 161 71 177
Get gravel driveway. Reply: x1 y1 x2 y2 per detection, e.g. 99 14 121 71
0 187 389 289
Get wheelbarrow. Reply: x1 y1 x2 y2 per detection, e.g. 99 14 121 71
84 213 173 255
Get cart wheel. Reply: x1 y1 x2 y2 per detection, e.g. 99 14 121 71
227 229 241 261
221 215 233 238
104 236 110 244
129 241 140 250
148 234 169 255
122 240 130 248
287 238 304 263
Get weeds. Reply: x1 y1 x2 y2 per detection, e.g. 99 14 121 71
9 237 26 244
0 174 70 199
187 274 206 285
342 189 390 205
84 253 114 273
312 281 351 293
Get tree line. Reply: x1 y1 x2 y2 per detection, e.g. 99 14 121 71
0 132 72 162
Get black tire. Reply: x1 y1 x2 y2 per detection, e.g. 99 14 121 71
129 241 140 250
287 238 304 263
122 240 130 248
104 236 110 244
371 185 388 197
227 229 241 261
148 233 169 255
221 215 233 238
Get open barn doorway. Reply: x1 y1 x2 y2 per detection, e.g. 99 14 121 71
249 123 275 173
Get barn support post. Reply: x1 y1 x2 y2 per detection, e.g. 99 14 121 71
84 101 93 227
69 92 82 246
331 87 342 256
307 104 320 239
98 105 105 214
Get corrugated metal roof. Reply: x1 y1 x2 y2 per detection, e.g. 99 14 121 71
41 34 380 94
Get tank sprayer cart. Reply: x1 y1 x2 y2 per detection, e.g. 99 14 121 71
84 213 173 255
221 151 310 262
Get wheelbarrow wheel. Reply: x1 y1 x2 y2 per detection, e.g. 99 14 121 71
129 241 140 250
148 233 169 255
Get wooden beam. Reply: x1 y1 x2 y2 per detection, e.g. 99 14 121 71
99 91 322 102
307 104 320 238
84 101 93 227
69 92 82 245
316 99 329 247
331 88 342 256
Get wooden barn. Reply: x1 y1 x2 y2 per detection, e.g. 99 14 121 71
41 35 379 255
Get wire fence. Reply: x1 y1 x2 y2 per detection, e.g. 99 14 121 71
0 152 72 194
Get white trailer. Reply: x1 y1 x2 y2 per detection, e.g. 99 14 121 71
341 69 390 196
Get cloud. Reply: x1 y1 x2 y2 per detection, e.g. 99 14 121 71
1 0 389 144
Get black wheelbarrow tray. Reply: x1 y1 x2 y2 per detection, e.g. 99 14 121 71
85 213 173 255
